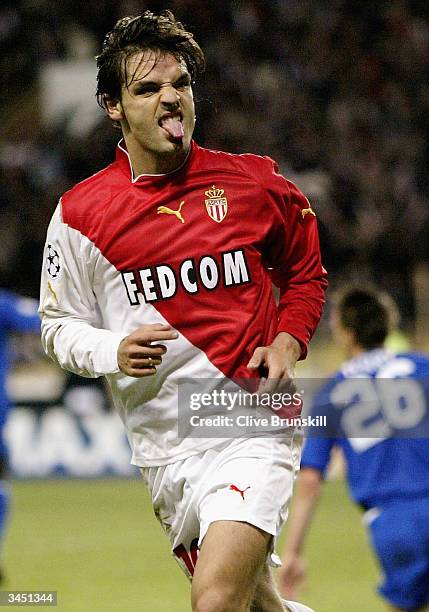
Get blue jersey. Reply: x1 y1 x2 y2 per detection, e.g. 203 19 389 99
0 290 40 419
302 349 429 510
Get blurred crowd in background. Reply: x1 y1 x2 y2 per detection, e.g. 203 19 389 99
0 0 428 334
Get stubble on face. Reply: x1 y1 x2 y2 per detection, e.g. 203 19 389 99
118 50 196 175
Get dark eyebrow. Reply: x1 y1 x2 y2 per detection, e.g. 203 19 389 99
175 74 192 85
133 80 160 91
131 72 192 93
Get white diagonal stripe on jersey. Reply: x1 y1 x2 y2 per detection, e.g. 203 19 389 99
55 225 228 467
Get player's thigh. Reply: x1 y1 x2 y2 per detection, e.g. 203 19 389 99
191 437 299 608
251 563 286 611
192 520 270 606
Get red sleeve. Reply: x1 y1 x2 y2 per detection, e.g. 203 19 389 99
262 160 328 359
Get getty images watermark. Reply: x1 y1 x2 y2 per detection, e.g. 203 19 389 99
177 377 429 439
177 379 327 438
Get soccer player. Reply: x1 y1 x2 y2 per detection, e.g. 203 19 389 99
278 287 429 612
0 289 40 578
39 11 327 612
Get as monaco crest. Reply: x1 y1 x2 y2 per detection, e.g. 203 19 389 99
205 185 228 223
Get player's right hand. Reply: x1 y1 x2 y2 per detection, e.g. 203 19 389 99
277 552 307 599
117 323 179 377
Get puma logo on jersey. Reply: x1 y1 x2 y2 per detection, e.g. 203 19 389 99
157 201 185 224
229 484 251 500
301 206 316 219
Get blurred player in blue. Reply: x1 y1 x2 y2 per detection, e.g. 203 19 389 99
279 287 429 611
0 289 40 579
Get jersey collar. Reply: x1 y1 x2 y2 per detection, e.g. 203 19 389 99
115 139 193 183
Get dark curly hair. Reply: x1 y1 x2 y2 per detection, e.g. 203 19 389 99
96 10 205 109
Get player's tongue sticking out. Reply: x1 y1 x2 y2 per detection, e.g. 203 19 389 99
161 116 184 139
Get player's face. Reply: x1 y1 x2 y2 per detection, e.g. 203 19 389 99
106 50 195 174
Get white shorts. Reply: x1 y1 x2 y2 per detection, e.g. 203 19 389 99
140 435 302 579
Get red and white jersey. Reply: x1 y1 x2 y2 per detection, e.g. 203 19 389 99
40 140 327 466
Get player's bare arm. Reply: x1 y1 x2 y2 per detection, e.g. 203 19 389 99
247 332 301 392
117 323 179 377
278 467 323 599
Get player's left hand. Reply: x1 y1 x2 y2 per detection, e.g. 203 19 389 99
277 551 308 598
247 332 301 393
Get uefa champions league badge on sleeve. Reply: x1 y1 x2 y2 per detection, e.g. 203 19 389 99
46 243 62 280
